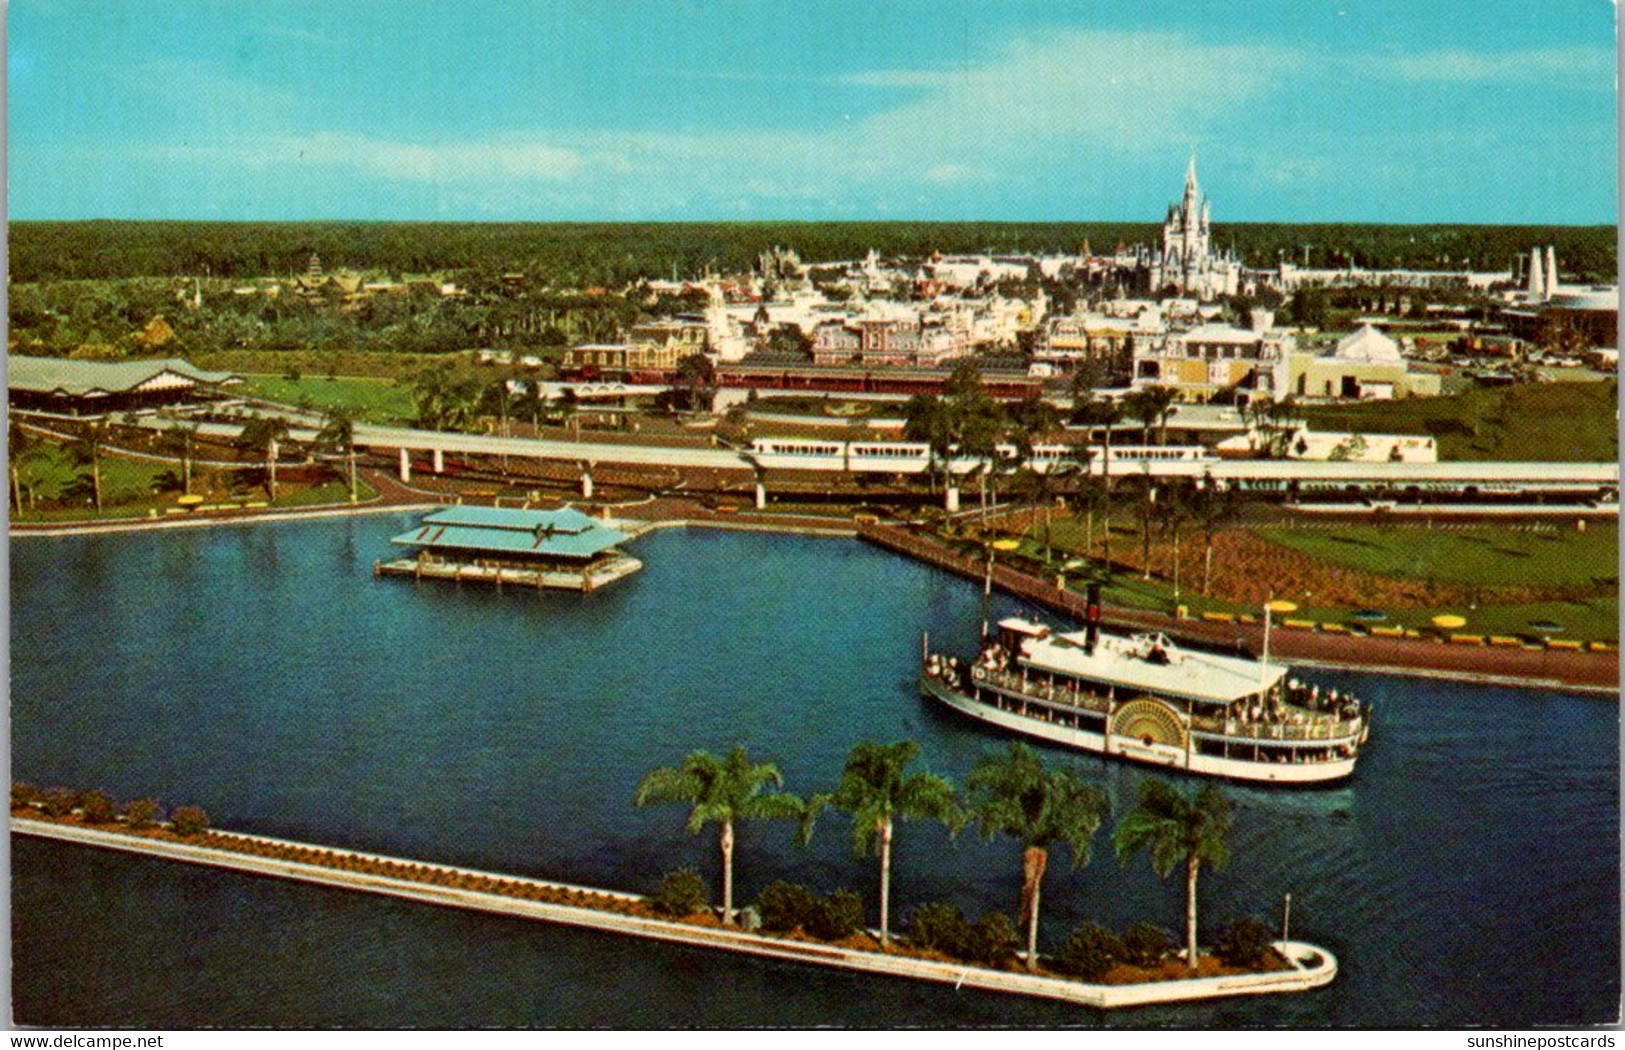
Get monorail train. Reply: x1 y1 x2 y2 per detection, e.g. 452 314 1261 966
748 437 1216 474
744 437 1619 503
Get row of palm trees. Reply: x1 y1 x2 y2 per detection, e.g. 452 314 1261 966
635 740 1234 974
7 408 368 518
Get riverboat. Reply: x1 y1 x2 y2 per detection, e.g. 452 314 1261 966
921 596 1371 784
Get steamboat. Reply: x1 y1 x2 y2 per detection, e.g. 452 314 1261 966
921 589 1371 784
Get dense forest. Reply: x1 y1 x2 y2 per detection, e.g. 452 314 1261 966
10 220 1617 285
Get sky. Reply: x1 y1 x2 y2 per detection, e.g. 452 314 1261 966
7 1 1619 223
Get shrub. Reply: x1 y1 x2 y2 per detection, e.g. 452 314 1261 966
1054 923 1125 980
78 789 119 824
807 889 863 941
170 805 210 837
967 911 1019 968
11 782 42 808
650 868 709 918
757 881 819 933
41 788 76 818
908 902 973 957
1214 917 1277 969
1122 922 1173 967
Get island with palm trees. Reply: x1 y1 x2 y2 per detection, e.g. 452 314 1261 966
14 739 1340 1010
923 609 1372 783
629 740 1338 1005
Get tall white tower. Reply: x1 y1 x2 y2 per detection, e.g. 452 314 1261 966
1527 247 1547 302
1544 245 1559 297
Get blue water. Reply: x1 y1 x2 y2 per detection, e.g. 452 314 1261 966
10 518 1620 1027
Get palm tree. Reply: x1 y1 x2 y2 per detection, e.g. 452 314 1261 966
1159 484 1194 606
236 417 290 501
634 745 810 925
1113 778 1234 971
823 740 964 947
316 409 359 500
1192 478 1243 596
481 378 517 472
8 421 44 513
66 418 113 514
966 741 1109 972
410 364 480 432
159 422 200 496
902 394 954 494
1121 388 1161 447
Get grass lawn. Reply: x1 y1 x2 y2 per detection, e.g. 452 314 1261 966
12 444 379 522
989 516 1620 642
1254 523 1618 589
238 374 417 425
750 395 880 418
1298 380 1618 461
194 349 465 380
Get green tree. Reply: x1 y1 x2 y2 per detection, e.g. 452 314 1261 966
8 421 47 513
1113 778 1234 971
316 409 359 500
1191 478 1243 596
1159 483 1195 606
634 746 811 926
409 364 480 432
674 353 716 413
235 417 290 501
158 422 201 496
902 394 955 493
65 418 114 513
822 740 964 947
1122 385 1177 446
966 741 1109 972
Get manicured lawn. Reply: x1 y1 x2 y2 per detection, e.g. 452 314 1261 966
15 445 173 508
238 374 417 425
194 349 466 380
11 444 378 522
1254 523 1618 589
1298 380 1618 461
986 514 1620 642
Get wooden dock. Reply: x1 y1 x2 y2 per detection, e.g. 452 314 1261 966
375 553 643 593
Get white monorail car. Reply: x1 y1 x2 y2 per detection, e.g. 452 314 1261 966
748 437 1216 474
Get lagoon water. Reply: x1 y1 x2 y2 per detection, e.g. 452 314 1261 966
10 517 1620 1027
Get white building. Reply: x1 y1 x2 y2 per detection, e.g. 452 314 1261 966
1147 158 1243 300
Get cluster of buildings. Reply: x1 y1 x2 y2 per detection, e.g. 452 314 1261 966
218 254 466 307
553 159 1614 403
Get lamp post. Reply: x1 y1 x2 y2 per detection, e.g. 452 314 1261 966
983 538 1020 640
1261 598 1298 694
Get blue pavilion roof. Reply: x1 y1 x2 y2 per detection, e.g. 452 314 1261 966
390 506 629 559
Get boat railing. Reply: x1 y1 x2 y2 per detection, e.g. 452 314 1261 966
1188 712 1365 743
967 665 1113 714
962 665 1365 743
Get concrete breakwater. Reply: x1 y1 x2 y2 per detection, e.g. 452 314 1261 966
13 817 1336 1010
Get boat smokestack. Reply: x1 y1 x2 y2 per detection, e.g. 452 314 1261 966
1084 582 1103 654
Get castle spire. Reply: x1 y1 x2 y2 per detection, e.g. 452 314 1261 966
1185 153 1199 198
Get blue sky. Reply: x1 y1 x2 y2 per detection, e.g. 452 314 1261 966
8 1 1618 222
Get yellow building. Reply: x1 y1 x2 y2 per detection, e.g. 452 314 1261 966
1287 325 1442 400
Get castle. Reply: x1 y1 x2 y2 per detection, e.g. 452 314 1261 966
1145 158 1243 300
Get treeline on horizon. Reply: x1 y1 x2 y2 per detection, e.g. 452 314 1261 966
9 219 1618 285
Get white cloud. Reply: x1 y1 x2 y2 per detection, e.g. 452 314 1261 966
1375 47 1614 87
152 133 586 185
114 32 1615 218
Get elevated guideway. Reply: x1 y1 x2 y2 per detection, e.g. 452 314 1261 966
126 412 1619 503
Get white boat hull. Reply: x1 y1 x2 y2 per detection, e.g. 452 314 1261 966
922 675 1359 784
